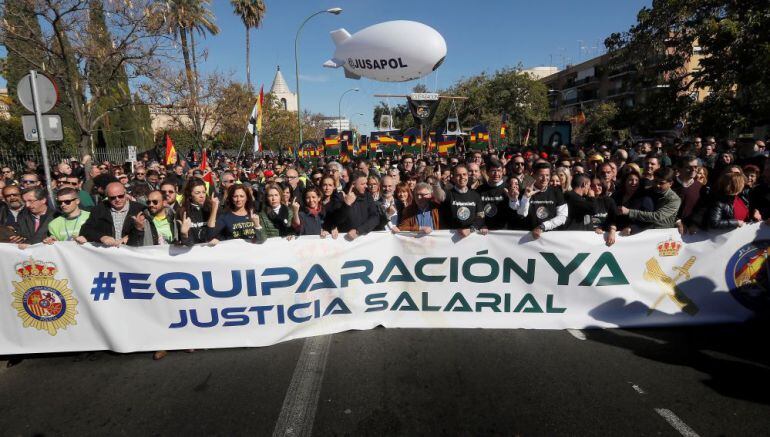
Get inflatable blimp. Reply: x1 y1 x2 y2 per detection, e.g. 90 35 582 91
323 20 447 82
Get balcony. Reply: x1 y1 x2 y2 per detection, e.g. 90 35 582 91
575 76 599 88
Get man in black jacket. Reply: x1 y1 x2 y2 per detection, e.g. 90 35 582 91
80 182 146 247
338 171 381 240
18 187 56 244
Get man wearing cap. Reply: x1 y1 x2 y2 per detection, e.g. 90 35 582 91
517 162 568 239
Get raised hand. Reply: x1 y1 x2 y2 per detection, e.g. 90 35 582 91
179 211 192 235
249 211 261 228
291 198 301 214
210 196 220 210
343 187 357 206
132 213 146 231
524 183 538 198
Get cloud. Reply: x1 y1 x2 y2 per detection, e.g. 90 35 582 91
299 74 329 83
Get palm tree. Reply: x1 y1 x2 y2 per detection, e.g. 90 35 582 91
231 0 266 91
155 0 219 147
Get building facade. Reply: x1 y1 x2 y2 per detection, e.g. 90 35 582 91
541 50 707 122
270 66 297 112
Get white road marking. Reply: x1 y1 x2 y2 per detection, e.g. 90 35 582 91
567 329 586 340
272 335 332 437
655 408 700 437
630 384 646 395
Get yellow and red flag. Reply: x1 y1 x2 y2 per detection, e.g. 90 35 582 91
164 134 177 166
200 149 213 184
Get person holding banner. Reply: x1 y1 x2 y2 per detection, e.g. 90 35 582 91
207 184 265 244
80 182 146 247
177 179 216 246
517 162 568 239
43 187 89 244
259 184 294 238
440 164 487 238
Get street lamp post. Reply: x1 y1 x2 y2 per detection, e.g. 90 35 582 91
338 87 359 132
295 7 342 144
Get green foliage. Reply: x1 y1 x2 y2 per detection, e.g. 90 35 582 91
574 102 623 146
606 0 770 135
370 70 548 144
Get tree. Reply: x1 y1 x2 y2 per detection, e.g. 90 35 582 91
153 0 220 149
606 0 770 135
87 0 151 149
230 0 266 91
573 102 623 146
0 0 170 157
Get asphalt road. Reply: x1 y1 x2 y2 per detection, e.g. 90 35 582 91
2 322 770 436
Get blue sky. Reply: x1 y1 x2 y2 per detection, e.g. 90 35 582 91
2 0 650 136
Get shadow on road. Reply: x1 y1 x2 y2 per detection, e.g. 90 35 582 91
586 271 770 404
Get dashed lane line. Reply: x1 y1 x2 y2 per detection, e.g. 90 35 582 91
655 408 701 437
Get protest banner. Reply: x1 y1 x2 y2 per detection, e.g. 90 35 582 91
1 226 767 355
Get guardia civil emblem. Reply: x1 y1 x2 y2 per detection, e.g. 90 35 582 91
11 258 78 336
643 238 698 316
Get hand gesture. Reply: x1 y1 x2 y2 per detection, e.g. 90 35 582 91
132 213 146 231
386 203 397 217
524 183 538 198
343 187 357 206
211 196 220 210
503 186 519 201
291 198 301 214
179 211 192 235
249 211 261 228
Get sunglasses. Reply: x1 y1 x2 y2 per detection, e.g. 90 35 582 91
59 181 78 186
58 198 76 205
148 199 161 205
21 179 38 184
223 179 235 183
161 190 175 194
5 192 21 197
136 172 146 176
108 194 126 201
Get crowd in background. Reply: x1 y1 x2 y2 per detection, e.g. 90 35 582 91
1 136 769 250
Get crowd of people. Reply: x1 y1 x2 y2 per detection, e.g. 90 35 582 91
1 138 769 251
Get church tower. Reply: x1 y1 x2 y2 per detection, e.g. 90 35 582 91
269 66 297 112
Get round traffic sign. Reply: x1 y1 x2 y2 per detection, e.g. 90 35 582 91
17 73 58 113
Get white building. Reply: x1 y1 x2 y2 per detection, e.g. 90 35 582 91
269 66 297 112
521 66 560 80
319 117 350 131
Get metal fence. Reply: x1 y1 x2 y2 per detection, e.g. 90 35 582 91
0 148 151 172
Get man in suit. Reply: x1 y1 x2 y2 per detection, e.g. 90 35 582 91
18 187 56 244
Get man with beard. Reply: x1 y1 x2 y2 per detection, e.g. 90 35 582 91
618 167 681 229
478 158 510 230
1 185 24 228
517 162 568 239
133 190 178 245
467 162 482 190
506 154 534 188
440 164 486 238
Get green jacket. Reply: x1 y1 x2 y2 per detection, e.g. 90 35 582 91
628 188 681 229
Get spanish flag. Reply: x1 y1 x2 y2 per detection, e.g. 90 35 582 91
164 134 177 166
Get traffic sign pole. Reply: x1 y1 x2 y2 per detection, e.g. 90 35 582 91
29 70 55 206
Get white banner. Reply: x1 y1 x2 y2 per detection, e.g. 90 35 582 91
1 226 768 355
